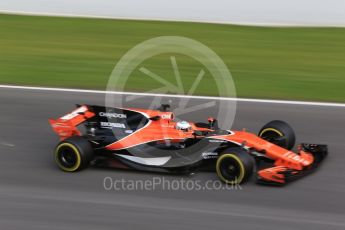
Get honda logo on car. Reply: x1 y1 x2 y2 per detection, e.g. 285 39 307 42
99 112 127 119
100 122 126 129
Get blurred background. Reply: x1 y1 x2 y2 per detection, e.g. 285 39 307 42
1 0 345 26
0 0 345 101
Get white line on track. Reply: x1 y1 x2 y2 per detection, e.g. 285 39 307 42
1 84 345 108
0 141 15 148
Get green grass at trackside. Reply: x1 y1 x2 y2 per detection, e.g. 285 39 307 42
0 14 345 102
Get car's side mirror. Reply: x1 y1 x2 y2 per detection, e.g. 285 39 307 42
208 117 219 130
158 104 170 112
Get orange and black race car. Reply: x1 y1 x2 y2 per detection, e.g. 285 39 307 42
49 104 327 185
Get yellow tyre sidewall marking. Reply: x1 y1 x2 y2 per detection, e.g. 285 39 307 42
259 128 283 137
55 143 81 172
216 153 245 184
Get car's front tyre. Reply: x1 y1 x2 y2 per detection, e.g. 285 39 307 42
258 120 296 150
216 147 254 184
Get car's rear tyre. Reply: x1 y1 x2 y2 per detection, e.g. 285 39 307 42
258 120 295 150
54 136 94 172
216 147 254 184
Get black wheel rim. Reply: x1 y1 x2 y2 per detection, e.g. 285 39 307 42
220 158 241 182
261 131 286 148
58 146 77 168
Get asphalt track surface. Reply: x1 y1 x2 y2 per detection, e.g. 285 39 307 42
0 88 344 230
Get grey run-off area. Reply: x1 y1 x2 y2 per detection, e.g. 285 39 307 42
0 88 344 229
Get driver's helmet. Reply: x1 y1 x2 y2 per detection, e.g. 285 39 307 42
176 121 192 131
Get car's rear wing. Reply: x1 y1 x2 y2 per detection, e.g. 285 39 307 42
48 105 95 140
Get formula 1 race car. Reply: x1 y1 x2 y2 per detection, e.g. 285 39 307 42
49 104 327 185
